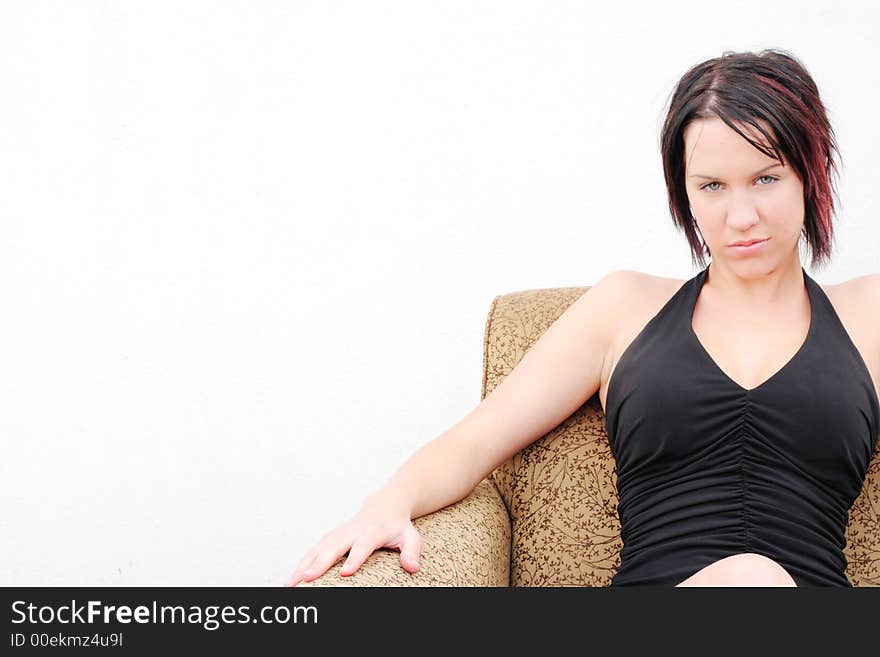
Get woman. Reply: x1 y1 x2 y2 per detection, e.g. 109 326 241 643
285 49 880 588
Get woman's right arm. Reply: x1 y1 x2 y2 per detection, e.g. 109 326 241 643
283 270 632 586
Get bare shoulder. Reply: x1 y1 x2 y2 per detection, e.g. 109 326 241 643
595 269 675 295
821 272 880 402
847 271 880 300
593 269 684 411
569 269 658 367
826 271 880 292
581 269 668 333
821 271 880 311
578 269 686 347
823 271 880 338
564 270 642 350
608 268 685 300
592 268 682 313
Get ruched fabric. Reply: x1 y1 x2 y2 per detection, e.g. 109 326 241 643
605 264 879 586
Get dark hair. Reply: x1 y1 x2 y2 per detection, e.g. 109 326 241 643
659 48 841 270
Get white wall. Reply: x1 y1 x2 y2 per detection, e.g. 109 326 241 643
1 1 876 586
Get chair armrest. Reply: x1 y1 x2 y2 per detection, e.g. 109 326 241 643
297 478 511 586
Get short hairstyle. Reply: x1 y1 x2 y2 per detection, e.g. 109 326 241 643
659 48 841 270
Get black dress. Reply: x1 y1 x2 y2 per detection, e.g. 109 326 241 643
604 264 879 586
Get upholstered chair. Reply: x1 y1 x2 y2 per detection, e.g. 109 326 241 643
298 284 880 586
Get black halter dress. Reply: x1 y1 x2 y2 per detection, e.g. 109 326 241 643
604 264 879 586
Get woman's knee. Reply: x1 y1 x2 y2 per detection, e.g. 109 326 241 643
677 552 798 587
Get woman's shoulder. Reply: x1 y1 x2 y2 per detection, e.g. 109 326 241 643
586 271 680 330
601 269 688 299
822 271 880 342
620 268 880 309
817 271 879 315
825 272 880 404
595 269 690 335
597 268 683 288
831 271 880 294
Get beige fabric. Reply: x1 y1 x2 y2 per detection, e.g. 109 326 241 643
302 284 880 586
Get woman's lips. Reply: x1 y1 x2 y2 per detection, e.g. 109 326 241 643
728 237 769 253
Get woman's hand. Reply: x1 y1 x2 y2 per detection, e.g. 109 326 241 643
283 492 423 587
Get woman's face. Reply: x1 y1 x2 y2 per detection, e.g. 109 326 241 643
683 117 805 273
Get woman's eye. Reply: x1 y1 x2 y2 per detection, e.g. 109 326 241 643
701 175 778 191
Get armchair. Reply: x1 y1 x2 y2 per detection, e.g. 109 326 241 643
300 284 880 586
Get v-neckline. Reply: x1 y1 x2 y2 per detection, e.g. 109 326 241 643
688 264 815 395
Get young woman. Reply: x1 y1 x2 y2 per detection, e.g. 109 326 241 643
285 49 880 588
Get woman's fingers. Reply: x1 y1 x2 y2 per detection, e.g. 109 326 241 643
296 549 318 574
399 524 423 572
283 550 316 587
284 560 315 587
284 534 335 586
339 537 381 576
299 537 359 583
283 514 424 587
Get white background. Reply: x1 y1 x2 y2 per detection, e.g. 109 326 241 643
1 1 877 585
